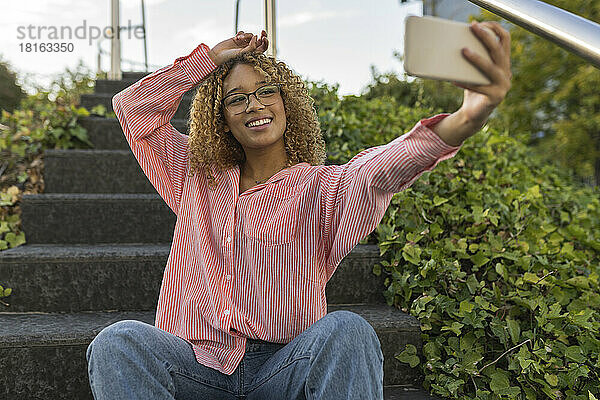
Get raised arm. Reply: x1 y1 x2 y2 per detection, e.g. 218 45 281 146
430 21 512 146
319 114 462 280
112 43 217 214
112 31 269 215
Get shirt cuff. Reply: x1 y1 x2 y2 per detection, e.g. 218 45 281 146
396 113 462 168
177 43 218 84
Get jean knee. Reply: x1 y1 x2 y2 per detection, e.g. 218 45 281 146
328 311 376 335
87 320 148 360
327 311 382 358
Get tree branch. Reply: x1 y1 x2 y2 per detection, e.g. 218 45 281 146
477 339 531 375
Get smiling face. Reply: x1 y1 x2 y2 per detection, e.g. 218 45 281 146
222 63 287 157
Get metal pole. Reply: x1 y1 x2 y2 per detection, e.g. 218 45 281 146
141 0 148 72
265 0 276 58
109 0 122 80
468 0 600 68
235 0 241 35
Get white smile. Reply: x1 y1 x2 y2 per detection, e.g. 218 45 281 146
246 118 273 128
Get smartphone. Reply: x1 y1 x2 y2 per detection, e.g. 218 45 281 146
404 16 494 85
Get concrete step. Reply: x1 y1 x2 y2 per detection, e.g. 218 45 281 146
385 386 440 400
94 78 201 96
80 93 194 119
94 78 143 94
93 79 198 101
0 244 387 312
43 149 157 194
122 71 152 80
0 304 427 398
78 116 189 150
20 193 176 244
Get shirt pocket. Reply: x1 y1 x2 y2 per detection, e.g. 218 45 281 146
243 186 300 246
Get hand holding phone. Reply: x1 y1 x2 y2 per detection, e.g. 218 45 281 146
403 16 513 146
404 16 499 85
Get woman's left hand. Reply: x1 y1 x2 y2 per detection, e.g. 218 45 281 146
455 21 512 126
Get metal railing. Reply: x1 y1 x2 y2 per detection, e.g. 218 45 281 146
234 0 277 58
468 0 600 68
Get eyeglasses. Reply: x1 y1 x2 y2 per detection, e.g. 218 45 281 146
222 84 281 115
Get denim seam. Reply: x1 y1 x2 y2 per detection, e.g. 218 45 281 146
246 354 311 393
162 360 177 395
240 354 245 395
170 366 236 395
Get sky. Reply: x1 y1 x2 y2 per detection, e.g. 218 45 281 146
1 0 424 96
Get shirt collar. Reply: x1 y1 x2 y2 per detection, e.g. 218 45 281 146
228 162 310 195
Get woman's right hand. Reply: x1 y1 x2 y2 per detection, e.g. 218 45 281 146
207 30 269 66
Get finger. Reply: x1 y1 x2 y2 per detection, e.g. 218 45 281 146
240 34 258 54
470 22 504 66
477 22 512 68
462 47 505 84
258 31 267 47
256 37 269 53
233 32 252 45
453 81 493 97
479 22 511 53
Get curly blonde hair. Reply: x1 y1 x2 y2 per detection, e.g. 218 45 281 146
187 52 327 189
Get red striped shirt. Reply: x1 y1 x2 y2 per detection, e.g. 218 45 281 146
112 43 462 375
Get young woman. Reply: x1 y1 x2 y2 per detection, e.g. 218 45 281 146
87 25 511 399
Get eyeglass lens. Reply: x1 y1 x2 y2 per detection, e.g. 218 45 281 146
224 85 280 113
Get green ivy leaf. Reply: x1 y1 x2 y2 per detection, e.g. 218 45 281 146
433 195 449 206
5 232 26 248
566 276 590 290
75 106 90 117
565 346 585 363
523 272 540 284
372 263 382 276
470 251 490 267
458 300 475 317
507 318 521 345
461 350 483 373
495 263 508 281
402 243 422 265
544 373 558 387
466 274 479 294
397 344 420 368
489 371 510 393
441 322 464 335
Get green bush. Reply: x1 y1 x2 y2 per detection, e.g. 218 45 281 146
362 66 463 113
375 126 600 399
309 80 437 164
0 57 26 113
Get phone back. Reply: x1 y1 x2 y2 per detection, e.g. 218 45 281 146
404 16 492 85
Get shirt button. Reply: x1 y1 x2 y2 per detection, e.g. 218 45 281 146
223 309 230 316
226 236 232 243
226 275 232 281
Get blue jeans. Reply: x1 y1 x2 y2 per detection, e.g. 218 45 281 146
86 310 384 399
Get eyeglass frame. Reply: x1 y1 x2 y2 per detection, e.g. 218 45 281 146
221 84 282 115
